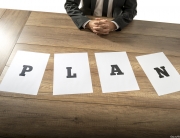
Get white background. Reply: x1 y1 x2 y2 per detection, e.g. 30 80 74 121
0 0 180 24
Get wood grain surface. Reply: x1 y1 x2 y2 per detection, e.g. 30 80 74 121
0 9 6 18
0 11 180 138
0 9 31 75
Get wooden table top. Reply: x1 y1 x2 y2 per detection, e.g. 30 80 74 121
0 9 180 138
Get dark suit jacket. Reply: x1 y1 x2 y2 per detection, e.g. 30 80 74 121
64 0 137 31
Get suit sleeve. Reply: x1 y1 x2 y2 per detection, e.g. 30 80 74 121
112 0 137 31
64 0 90 29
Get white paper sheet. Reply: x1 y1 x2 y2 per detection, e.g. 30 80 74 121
136 52 180 96
95 52 139 93
0 51 50 95
53 53 93 95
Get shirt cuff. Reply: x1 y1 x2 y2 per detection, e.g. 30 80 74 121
83 20 91 29
111 21 119 30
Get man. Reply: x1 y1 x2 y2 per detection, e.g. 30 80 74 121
64 0 137 35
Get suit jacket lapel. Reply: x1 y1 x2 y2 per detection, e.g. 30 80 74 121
112 0 118 11
91 0 96 15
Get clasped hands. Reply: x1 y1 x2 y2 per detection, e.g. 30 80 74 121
86 18 116 35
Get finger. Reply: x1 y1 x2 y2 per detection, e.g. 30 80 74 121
95 18 103 20
93 21 100 25
92 28 100 33
93 26 102 31
99 24 109 29
93 30 98 33
98 21 108 26
94 29 110 35
100 29 110 34
99 19 108 23
92 29 103 34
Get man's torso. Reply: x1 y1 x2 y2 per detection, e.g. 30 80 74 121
80 0 125 17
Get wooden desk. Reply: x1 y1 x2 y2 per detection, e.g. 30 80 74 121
0 9 180 138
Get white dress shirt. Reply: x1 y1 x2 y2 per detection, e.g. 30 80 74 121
94 0 113 18
83 0 119 30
